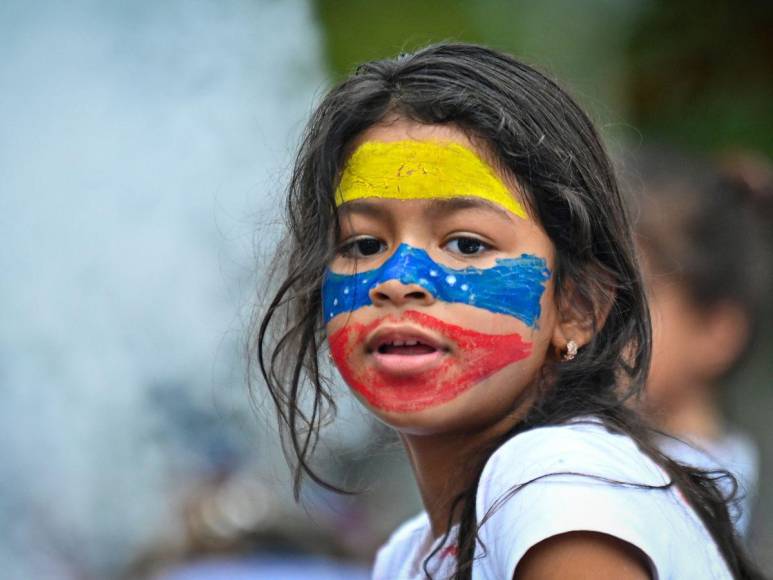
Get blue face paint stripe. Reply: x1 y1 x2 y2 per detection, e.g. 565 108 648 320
322 244 551 327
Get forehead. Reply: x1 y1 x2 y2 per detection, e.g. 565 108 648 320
337 121 527 220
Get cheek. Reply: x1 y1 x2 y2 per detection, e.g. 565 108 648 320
650 290 699 360
647 290 708 399
324 250 555 414
327 310 534 414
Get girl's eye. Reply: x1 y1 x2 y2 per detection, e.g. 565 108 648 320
445 236 491 256
340 236 385 258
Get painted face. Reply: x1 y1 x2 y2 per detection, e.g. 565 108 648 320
323 244 548 326
335 140 528 219
324 121 558 431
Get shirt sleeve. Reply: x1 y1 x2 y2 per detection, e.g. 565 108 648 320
372 512 429 580
473 425 679 580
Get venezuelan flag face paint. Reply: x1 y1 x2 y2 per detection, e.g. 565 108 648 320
335 140 528 219
324 243 550 412
323 243 550 328
328 311 532 413
325 136 553 414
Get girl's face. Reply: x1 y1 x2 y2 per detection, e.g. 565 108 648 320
324 119 565 435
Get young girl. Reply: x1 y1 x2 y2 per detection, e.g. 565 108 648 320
628 147 773 538
256 44 764 579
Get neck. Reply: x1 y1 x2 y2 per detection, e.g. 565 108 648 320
655 384 724 442
399 393 535 537
400 431 482 536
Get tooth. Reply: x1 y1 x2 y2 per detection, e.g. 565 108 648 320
405 340 418 346
392 340 405 347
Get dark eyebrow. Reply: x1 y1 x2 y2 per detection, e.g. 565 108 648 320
336 196 521 222
424 197 517 222
336 199 386 219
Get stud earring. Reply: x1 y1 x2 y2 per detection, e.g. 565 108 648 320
562 339 578 361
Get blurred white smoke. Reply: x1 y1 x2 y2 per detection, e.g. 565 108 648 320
0 1 356 577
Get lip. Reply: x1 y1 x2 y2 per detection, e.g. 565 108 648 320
366 323 450 376
365 324 448 353
328 310 532 413
372 349 445 375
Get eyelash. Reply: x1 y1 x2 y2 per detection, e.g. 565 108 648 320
338 236 386 258
337 234 493 259
444 235 492 256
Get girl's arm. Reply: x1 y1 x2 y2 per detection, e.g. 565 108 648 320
515 531 651 580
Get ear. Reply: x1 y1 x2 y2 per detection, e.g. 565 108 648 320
550 282 611 359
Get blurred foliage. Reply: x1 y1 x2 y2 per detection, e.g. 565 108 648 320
626 0 773 154
313 0 636 131
315 0 485 77
313 0 772 155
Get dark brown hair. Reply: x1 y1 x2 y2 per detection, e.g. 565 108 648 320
253 43 764 579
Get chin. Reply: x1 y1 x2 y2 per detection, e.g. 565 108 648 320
357 372 538 438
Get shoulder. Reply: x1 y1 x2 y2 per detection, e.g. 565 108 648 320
480 419 669 494
658 428 760 537
375 510 428 553
372 512 429 580
473 419 731 579
659 428 759 483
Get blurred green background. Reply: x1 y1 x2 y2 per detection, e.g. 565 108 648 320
316 0 773 155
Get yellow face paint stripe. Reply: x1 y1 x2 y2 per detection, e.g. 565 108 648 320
335 140 527 220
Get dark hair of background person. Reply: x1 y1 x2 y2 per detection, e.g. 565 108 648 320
252 43 766 579
626 147 773 374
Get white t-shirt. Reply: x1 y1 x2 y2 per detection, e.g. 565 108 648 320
658 429 758 538
373 421 732 579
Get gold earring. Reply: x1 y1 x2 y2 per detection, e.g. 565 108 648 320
562 339 578 361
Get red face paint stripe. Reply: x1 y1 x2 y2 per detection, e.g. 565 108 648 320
328 310 531 413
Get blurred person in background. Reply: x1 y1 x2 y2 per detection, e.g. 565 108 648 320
627 147 773 538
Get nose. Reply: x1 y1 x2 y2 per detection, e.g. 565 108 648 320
369 279 436 307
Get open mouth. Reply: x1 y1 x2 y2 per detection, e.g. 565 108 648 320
366 326 449 375
366 323 447 354
376 339 439 356
371 344 444 375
